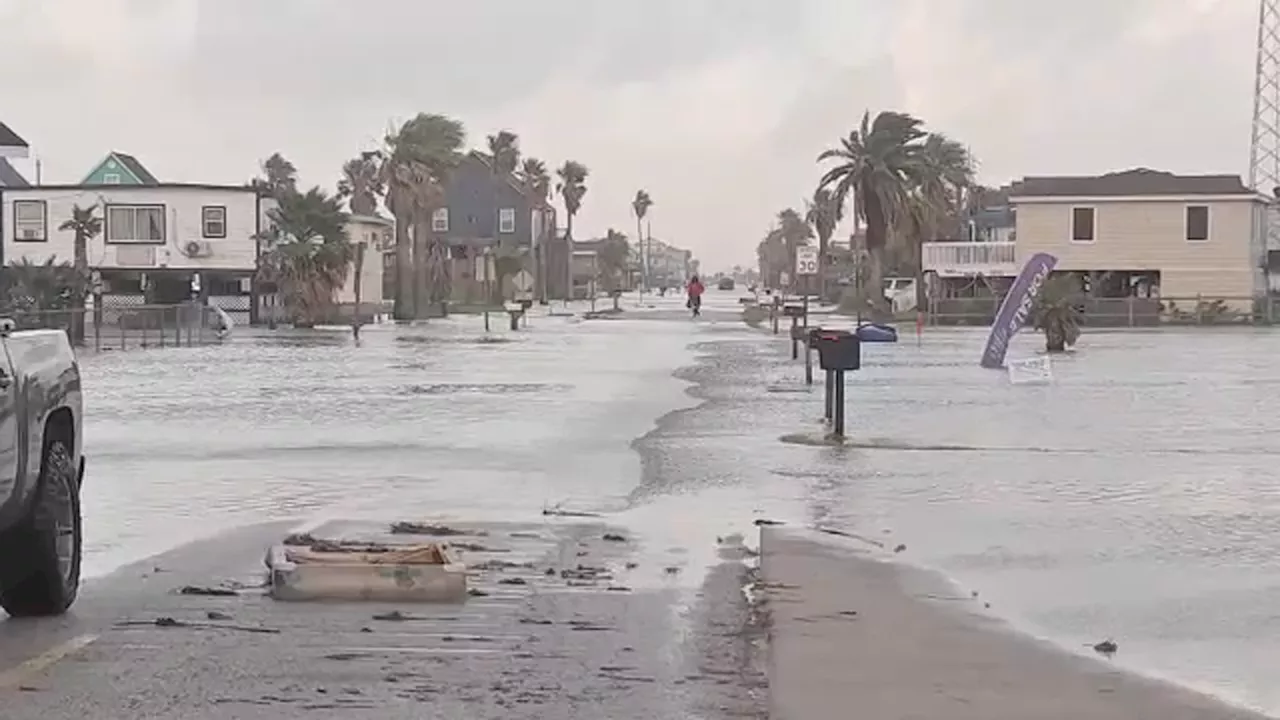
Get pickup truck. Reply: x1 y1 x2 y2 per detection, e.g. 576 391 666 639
0 321 85 617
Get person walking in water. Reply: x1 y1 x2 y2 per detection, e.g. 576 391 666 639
686 274 705 317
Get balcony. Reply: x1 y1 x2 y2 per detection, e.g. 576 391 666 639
922 241 1018 277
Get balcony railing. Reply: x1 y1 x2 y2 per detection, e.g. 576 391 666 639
922 241 1017 277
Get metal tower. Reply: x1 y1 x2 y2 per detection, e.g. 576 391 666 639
1250 0 1280 194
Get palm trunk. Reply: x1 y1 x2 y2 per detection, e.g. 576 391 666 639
71 231 87 345
817 233 829 303
413 219 430 318
393 214 412 321
636 216 644 295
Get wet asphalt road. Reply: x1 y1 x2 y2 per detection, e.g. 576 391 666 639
0 295 768 719
0 518 766 719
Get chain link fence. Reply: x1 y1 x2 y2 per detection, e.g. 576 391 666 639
926 295 1280 327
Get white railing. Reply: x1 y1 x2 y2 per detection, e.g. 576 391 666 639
922 241 1017 276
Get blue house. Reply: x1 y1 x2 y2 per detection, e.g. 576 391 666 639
81 151 158 185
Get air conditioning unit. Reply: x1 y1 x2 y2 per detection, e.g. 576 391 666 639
182 240 213 257
18 228 40 240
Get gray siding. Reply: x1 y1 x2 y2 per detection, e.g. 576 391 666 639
439 156 532 248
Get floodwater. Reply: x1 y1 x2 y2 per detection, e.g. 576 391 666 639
79 290 1280 715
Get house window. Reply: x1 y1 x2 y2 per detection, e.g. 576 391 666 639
498 208 516 234
12 200 47 242
103 173 121 184
1071 207 1095 242
106 205 166 244
201 206 227 238
432 208 449 232
1185 205 1210 242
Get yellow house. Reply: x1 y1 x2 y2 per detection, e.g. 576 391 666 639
1009 169 1269 307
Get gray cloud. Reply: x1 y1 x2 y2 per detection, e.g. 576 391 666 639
0 0 1261 268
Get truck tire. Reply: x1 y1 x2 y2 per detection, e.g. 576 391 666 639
0 440 81 617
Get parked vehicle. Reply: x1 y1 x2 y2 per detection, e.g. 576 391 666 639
717 277 735 291
0 320 85 617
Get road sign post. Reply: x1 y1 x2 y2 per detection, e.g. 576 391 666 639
794 246 818 340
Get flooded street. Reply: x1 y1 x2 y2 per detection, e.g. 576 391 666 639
50 292 1280 715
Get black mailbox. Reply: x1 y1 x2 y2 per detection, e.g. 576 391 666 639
789 324 810 341
782 304 806 318
807 327 824 349
813 329 860 371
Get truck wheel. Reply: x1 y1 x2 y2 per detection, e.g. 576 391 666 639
0 440 81 617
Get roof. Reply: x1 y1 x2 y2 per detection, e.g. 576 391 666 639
0 159 29 187
1009 168 1253 198
0 122 27 149
112 152 159 184
2 182 259 193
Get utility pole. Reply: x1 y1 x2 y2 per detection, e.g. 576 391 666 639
1250 0 1280 193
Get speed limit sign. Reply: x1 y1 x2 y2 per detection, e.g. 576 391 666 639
795 247 819 276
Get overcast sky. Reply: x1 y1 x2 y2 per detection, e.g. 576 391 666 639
0 0 1258 269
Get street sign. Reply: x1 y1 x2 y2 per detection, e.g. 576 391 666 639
795 247 819 276
512 270 534 293
779 271 791 287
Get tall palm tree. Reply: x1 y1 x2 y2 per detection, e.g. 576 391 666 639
520 158 550 201
557 161 589 238
258 187 352 327
337 151 385 216
805 188 842 301
555 161 588 300
253 152 298 199
631 190 653 291
382 113 466 319
481 131 523 302
486 130 521 175
56 205 101 344
776 207 814 278
817 110 975 318
519 157 552 302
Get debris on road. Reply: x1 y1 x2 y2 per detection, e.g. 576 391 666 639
265 540 467 603
115 617 281 634
602 532 627 542
390 522 484 537
178 585 239 597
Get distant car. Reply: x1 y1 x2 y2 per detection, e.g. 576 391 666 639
717 277 735 291
0 321 85 617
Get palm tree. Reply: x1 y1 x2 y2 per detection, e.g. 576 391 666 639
631 190 653 291
337 151 385 216
1 257 81 327
556 161 589 300
776 207 814 279
519 157 552 302
805 188 842 301
258 187 352 327
817 111 976 318
486 130 521 175
756 228 788 289
252 152 298 199
57 205 101 344
597 229 631 295
382 113 466 319
520 158 550 201
557 161 589 239
1032 275 1082 353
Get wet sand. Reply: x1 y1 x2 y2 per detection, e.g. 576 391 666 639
760 526 1270 720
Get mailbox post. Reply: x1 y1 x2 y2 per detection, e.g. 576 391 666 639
783 304 806 360
813 329 861 438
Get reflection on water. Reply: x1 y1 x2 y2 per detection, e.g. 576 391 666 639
79 315 697 579
648 324 1280 715
76 296 1280 715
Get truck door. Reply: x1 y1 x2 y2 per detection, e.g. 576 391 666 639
0 346 19 505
